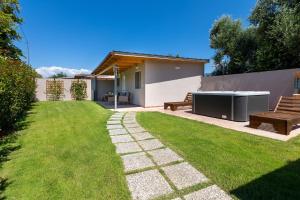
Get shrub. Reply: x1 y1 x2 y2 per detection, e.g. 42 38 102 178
70 79 87 100
46 79 64 101
0 57 37 131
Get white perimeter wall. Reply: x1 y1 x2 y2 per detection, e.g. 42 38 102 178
144 60 204 107
201 68 299 110
36 78 92 101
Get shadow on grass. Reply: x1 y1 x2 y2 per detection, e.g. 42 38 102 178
231 159 300 200
0 104 37 199
0 134 19 199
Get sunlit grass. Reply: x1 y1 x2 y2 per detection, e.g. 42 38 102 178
137 112 300 199
0 101 130 200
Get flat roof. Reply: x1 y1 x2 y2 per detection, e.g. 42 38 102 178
92 51 209 75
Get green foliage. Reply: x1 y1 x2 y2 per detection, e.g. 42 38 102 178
210 16 257 75
210 0 300 75
70 79 87 100
0 57 37 131
49 72 67 78
46 79 64 101
0 0 23 59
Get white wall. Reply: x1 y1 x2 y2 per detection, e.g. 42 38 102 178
35 78 92 101
201 68 299 110
144 60 204 107
95 80 114 101
120 64 145 106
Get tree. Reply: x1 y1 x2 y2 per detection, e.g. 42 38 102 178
50 72 68 78
250 0 300 71
0 0 23 59
210 0 300 75
210 16 257 75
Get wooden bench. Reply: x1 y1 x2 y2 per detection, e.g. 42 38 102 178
164 93 192 111
249 96 300 135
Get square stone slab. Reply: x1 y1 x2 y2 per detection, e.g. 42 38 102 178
184 185 232 200
121 152 155 172
109 117 123 121
107 124 123 130
112 115 123 118
115 142 142 154
110 134 134 144
124 115 135 118
124 123 140 128
131 132 154 141
148 148 184 165
109 128 128 136
162 162 209 190
127 127 146 134
107 120 121 125
138 139 164 151
125 112 136 116
124 119 136 123
112 112 124 116
126 169 173 200
124 116 136 120
123 120 137 124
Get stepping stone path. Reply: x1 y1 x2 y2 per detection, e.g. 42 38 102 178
106 112 232 200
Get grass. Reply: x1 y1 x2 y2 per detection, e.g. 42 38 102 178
0 101 131 200
137 112 300 200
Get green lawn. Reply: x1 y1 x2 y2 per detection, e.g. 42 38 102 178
137 112 300 200
0 101 130 200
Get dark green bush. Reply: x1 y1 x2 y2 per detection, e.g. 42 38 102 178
0 57 37 131
70 79 87 100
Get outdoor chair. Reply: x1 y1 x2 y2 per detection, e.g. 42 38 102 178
118 91 130 104
249 96 300 135
164 92 193 111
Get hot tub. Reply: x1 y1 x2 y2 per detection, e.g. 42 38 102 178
192 91 270 122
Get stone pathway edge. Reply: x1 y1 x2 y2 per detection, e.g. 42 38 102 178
106 112 232 200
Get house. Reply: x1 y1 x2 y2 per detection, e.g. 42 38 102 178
92 51 209 107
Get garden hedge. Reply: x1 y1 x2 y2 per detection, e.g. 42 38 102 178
0 57 37 131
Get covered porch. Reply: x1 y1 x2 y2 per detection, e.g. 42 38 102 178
92 51 147 109
92 51 208 109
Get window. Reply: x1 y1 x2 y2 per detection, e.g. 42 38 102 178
135 71 141 89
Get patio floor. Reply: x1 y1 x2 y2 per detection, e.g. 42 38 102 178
98 102 300 141
159 108 300 141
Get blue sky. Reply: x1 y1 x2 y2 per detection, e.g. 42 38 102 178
17 0 256 77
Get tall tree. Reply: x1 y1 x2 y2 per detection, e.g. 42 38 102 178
210 16 257 75
210 0 300 75
0 0 23 59
250 0 300 71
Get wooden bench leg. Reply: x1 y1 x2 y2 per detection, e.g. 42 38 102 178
170 105 177 111
249 120 261 129
164 104 168 110
273 121 291 135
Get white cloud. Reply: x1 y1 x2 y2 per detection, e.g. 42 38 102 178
35 66 92 78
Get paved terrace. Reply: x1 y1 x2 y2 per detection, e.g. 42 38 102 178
99 102 300 141
107 112 232 200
